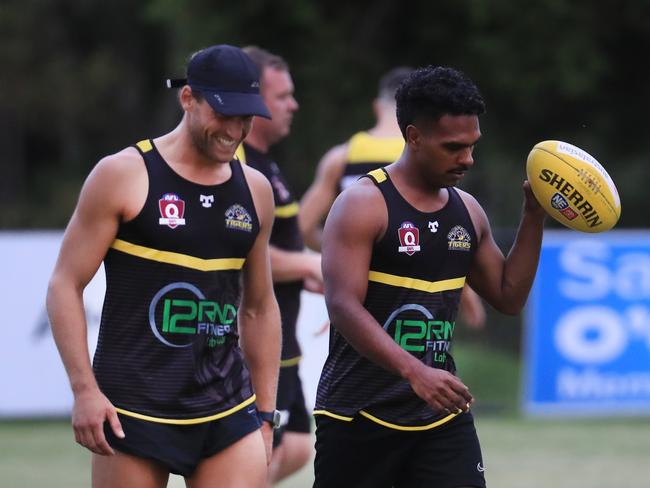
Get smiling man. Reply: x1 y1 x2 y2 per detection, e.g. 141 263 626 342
313 66 546 488
46 44 281 488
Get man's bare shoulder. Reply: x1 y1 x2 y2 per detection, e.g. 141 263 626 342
94 146 143 175
455 187 482 210
455 187 489 237
331 177 385 220
241 162 273 193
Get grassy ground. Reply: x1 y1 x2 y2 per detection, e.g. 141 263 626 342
3 416 649 487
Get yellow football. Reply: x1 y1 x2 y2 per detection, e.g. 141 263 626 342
526 140 621 233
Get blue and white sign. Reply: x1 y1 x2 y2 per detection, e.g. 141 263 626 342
524 230 650 415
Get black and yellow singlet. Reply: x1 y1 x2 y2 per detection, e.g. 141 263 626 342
338 131 404 192
315 168 477 430
238 143 304 367
93 139 259 424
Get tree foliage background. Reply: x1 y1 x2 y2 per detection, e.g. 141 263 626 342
2 0 647 230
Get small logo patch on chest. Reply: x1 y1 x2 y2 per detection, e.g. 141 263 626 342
398 221 421 255
158 193 186 229
447 225 471 251
200 194 214 208
225 204 253 232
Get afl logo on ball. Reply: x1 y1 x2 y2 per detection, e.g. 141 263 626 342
550 193 578 221
398 221 421 256
159 193 186 229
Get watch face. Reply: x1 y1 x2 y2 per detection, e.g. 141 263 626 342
272 410 281 428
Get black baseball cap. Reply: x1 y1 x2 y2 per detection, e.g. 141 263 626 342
166 44 271 119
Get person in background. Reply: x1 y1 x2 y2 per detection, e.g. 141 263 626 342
238 45 323 486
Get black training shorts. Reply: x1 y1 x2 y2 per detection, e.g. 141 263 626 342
104 405 262 477
313 411 486 488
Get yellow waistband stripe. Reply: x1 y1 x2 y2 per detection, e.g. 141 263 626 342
312 410 354 422
111 239 245 272
136 139 153 153
275 202 299 219
115 395 256 425
359 410 458 431
368 270 465 293
280 355 302 368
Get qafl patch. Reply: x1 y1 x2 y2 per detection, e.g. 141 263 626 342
225 204 253 232
447 225 471 252
398 221 421 255
158 193 186 229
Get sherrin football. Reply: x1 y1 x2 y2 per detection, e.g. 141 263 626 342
526 140 621 233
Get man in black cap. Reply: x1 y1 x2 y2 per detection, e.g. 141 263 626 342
47 44 282 487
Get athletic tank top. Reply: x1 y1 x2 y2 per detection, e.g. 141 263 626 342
239 143 304 365
338 132 404 192
93 139 259 423
315 168 477 429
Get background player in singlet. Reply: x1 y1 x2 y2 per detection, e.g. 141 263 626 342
239 45 323 486
47 44 282 488
313 66 546 487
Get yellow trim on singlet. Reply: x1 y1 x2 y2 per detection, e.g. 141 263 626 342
115 395 257 425
111 239 246 271
234 144 247 164
312 410 354 422
359 409 459 431
280 355 302 368
136 139 153 153
367 168 387 183
347 132 404 163
368 270 466 294
275 202 299 219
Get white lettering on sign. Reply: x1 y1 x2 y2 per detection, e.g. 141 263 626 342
559 240 650 300
554 306 626 364
554 305 650 365
557 368 650 400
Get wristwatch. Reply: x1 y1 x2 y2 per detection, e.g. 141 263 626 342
258 409 281 429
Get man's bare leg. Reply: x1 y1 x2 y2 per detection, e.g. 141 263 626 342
186 430 267 488
269 432 312 484
92 451 169 488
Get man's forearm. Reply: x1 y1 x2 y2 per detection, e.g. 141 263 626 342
239 301 282 411
46 280 98 394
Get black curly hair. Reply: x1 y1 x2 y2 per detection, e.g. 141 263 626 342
395 66 486 139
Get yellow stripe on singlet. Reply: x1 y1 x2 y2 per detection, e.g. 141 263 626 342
312 410 354 422
359 410 459 431
111 239 246 272
115 395 257 425
280 355 302 368
136 139 153 153
368 270 465 294
347 132 404 163
275 202 299 219
234 144 247 164
367 168 387 183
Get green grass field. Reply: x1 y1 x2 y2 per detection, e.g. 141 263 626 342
2 416 649 487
